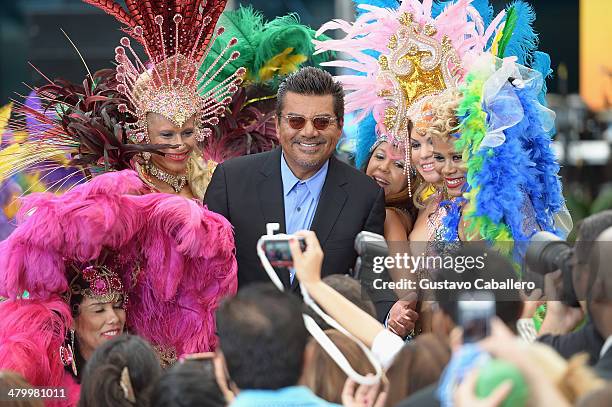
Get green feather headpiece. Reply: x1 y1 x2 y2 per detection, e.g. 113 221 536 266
198 6 334 95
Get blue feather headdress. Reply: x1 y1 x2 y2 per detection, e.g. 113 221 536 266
450 0 565 257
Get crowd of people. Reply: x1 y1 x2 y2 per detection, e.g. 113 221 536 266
0 0 610 406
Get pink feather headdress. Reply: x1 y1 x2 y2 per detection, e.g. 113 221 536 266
0 170 237 359
314 0 505 147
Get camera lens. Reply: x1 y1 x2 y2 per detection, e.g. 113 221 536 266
525 231 572 275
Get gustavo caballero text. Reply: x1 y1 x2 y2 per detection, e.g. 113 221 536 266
0 387 67 401
372 278 535 291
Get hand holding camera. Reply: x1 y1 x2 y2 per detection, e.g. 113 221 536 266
258 222 307 268
261 236 306 268
288 230 324 286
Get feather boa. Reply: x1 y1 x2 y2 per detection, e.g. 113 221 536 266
441 197 466 242
456 69 515 255
506 71 563 232
455 56 563 260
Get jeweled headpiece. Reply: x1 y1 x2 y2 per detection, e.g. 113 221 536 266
377 12 462 142
86 0 245 143
314 0 505 155
66 264 126 305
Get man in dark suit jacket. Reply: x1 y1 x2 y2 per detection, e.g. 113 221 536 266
204 67 385 291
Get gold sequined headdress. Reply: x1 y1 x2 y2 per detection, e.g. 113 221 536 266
315 0 505 147
377 12 461 143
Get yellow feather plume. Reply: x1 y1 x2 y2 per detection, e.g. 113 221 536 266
257 48 308 82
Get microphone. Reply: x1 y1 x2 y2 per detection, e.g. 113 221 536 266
353 231 388 279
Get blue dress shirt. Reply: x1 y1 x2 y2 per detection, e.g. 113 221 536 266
280 153 328 282
231 385 341 407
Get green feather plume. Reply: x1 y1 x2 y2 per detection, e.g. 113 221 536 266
496 4 518 59
253 13 334 83
199 6 333 95
496 1 538 65
198 6 264 94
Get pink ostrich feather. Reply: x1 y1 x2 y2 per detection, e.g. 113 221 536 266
0 298 72 387
127 193 237 355
0 171 145 300
0 298 81 406
0 194 68 298
67 169 147 198
314 0 505 133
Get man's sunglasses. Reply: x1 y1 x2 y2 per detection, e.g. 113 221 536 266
279 114 338 131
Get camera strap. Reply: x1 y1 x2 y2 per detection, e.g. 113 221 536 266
256 236 383 386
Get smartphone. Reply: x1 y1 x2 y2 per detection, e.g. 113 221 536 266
458 292 495 343
262 237 306 267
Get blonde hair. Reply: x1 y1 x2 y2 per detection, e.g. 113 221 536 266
187 151 215 201
411 92 461 210
426 90 462 142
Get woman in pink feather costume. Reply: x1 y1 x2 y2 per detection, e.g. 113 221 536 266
0 170 237 405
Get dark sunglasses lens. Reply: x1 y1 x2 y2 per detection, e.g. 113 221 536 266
313 117 331 130
288 116 306 129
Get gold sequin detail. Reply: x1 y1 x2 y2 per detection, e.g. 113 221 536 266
399 12 413 26
383 106 398 132
423 24 437 36
396 51 447 107
142 84 201 128
376 13 461 144
379 55 389 70
388 34 398 50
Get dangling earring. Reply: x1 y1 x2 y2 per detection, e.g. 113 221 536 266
59 329 78 377
196 127 213 142
195 127 205 142
70 329 78 376
59 342 73 367
404 119 413 197
141 120 152 162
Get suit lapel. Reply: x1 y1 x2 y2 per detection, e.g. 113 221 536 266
310 156 348 246
257 148 286 234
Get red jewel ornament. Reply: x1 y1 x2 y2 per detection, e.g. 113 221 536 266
93 279 107 295
59 345 73 366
